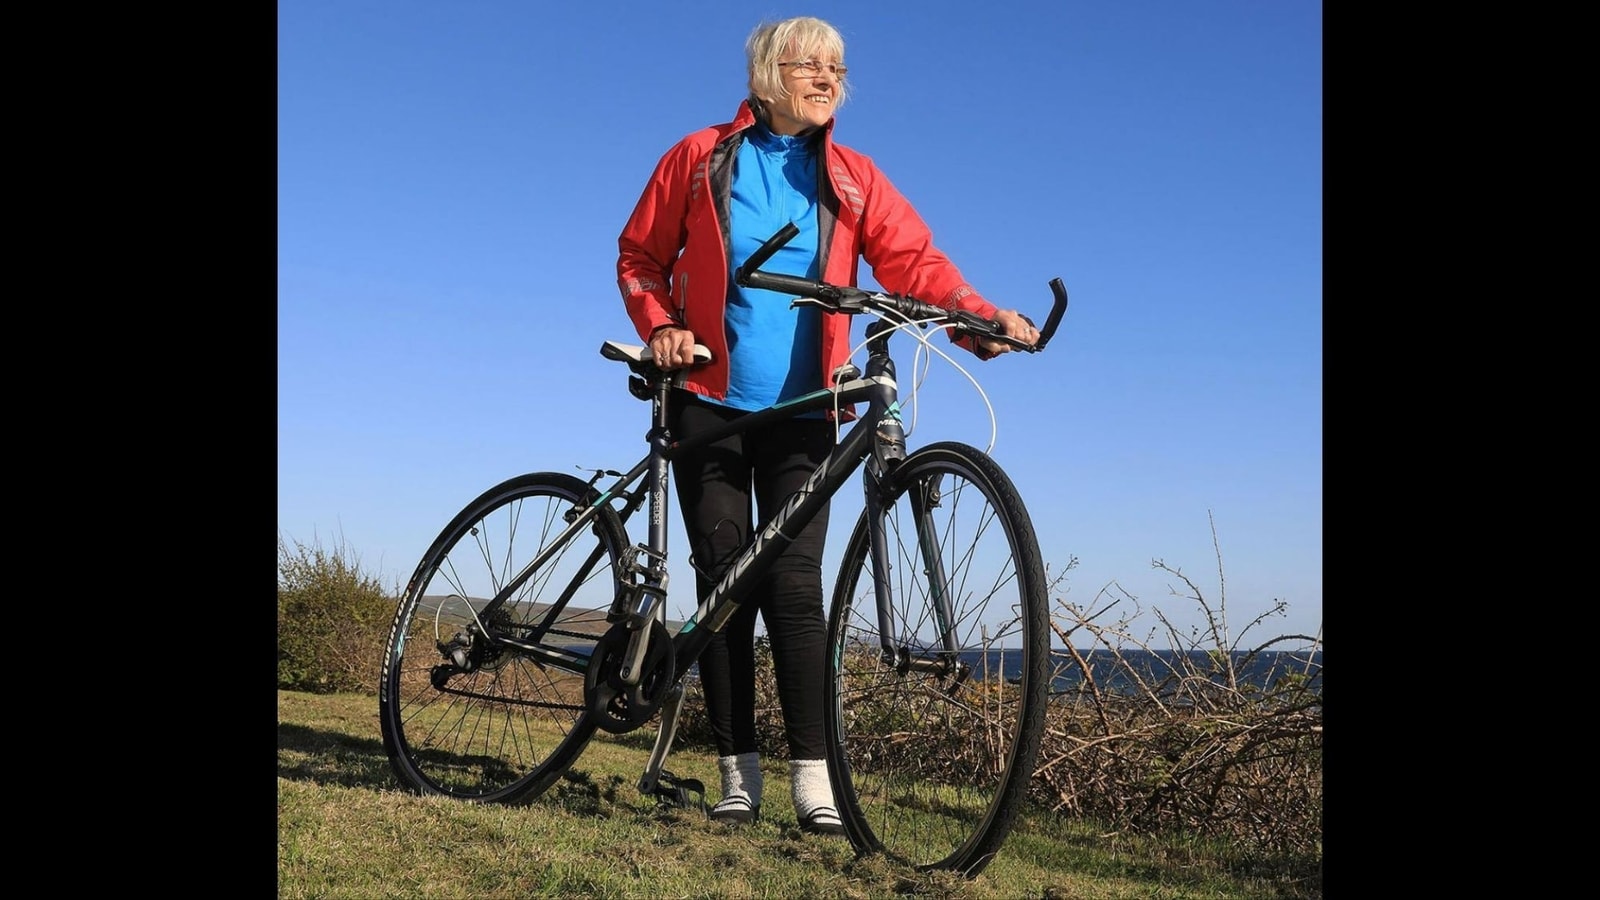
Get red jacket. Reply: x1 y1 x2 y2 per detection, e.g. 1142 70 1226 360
617 100 998 407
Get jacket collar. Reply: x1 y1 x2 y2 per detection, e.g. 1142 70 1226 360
735 98 834 145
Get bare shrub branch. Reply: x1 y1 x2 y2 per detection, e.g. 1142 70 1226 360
1031 513 1322 856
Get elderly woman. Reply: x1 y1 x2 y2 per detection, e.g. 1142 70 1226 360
616 15 1037 835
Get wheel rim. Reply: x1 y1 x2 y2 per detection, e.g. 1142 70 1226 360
828 451 1046 872
381 477 621 802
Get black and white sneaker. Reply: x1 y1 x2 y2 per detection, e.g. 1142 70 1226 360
709 795 760 824
797 805 845 836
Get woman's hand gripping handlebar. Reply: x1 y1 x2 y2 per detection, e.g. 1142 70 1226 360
734 222 1068 354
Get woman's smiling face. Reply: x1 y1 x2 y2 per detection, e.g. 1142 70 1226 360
763 51 845 135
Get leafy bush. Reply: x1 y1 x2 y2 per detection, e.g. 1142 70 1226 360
277 532 396 693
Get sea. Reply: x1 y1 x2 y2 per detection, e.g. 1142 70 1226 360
961 648 1323 698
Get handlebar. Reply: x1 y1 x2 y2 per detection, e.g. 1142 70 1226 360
733 222 1068 353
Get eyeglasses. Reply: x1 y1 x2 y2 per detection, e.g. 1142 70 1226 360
778 59 847 79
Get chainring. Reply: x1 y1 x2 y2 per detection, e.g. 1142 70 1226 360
584 618 676 734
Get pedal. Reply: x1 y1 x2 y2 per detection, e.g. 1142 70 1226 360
649 769 706 813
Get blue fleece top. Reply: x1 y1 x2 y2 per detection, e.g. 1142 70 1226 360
718 123 824 412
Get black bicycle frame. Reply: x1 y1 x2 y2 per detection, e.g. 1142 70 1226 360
646 321 918 681
470 319 954 685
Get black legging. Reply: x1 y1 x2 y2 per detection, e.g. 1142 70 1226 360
669 392 834 760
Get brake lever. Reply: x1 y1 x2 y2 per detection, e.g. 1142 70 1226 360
978 288 1067 354
951 312 1048 354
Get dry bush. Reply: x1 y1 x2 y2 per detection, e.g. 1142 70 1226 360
303 507 1318 863
668 518 1322 859
1031 521 1323 856
671 635 788 755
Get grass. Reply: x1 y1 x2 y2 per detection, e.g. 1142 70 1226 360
279 690 1319 899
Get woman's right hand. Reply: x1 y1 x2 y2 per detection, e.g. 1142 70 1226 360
977 309 1040 355
649 325 699 370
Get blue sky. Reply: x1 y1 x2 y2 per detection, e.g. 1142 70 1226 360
278 0 1322 649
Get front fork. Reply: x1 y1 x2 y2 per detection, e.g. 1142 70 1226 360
864 460 972 687
860 321 969 687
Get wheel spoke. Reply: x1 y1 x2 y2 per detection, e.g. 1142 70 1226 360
825 443 1048 876
378 474 623 803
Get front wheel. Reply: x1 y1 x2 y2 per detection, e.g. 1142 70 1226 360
824 442 1049 877
378 472 628 803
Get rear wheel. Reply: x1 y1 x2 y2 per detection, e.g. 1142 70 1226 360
824 442 1049 877
378 472 627 803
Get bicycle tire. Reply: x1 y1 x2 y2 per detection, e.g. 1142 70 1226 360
378 471 627 803
824 441 1049 877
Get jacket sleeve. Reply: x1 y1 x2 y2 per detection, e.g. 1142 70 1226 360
855 164 1001 359
617 140 695 341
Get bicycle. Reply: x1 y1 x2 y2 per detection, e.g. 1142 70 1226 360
378 222 1069 877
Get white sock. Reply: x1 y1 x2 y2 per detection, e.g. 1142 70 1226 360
713 752 762 812
790 758 840 823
